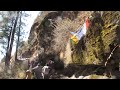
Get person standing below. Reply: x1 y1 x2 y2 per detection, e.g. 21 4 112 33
47 59 54 68
41 59 55 79
47 59 55 78
32 63 44 79
42 63 51 79
25 60 33 79
26 70 32 79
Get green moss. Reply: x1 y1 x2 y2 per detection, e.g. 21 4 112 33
101 24 118 38
72 11 120 65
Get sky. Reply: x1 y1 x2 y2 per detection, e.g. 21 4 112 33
0 11 40 61
22 11 40 41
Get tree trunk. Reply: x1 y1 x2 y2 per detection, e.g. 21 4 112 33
15 11 22 62
5 11 20 69
5 24 14 69
5 28 12 69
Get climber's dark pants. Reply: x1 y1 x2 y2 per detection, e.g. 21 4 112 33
44 74 50 79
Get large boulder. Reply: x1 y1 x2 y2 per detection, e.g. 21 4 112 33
26 11 92 65
19 11 120 67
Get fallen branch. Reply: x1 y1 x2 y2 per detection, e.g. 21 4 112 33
105 45 119 66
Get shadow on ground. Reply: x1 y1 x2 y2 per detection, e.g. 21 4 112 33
56 63 120 79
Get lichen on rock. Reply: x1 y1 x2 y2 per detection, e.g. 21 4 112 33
72 11 120 65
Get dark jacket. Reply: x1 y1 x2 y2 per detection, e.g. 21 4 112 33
32 65 43 79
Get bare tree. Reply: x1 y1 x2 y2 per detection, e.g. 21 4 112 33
5 11 20 69
15 11 22 62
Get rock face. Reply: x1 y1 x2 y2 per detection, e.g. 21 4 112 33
20 11 120 68
73 11 120 66
1 11 120 79
21 11 92 65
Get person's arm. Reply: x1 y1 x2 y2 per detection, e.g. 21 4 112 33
42 73 44 79
42 66 46 73
32 65 39 70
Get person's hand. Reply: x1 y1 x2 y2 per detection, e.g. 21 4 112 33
26 70 30 72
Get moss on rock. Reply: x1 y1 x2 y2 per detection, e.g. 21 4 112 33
72 11 120 65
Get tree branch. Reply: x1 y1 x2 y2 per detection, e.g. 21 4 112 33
105 44 119 66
